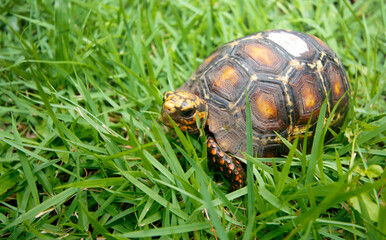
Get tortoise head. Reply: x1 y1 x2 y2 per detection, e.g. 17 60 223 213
161 91 208 134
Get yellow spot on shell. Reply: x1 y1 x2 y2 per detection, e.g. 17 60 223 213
304 88 316 109
334 81 341 96
203 52 217 65
245 44 275 66
214 66 238 87
256 94 277 119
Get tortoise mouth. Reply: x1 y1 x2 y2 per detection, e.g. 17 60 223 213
161 103 176 128
161 108 176 128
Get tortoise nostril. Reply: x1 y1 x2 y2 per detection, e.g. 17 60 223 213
163 101 175 114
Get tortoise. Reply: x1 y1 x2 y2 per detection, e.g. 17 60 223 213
161 30 350 190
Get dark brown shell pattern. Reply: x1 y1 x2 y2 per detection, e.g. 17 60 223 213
179 30 350 158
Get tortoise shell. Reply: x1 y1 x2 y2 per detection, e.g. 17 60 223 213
179 30 350 157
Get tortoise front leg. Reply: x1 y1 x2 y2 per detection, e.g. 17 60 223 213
207 136 246 191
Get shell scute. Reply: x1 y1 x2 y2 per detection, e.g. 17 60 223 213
289 71 324 125
247 81 289 133
233 40 289 74
205 60 249 102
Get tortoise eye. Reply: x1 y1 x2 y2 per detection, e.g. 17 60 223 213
181 108 195 117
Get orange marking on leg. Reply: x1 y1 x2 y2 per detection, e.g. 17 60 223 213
211 149 217 155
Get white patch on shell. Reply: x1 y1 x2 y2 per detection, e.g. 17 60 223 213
267 32 309 57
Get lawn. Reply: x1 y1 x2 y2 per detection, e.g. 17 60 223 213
0 0 385 239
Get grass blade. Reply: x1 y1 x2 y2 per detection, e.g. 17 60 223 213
0 188 77 234
244 90 256 239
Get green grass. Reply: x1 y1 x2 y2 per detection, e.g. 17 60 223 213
0 0 385 239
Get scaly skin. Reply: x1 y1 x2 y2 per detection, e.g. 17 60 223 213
207 136 246 190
